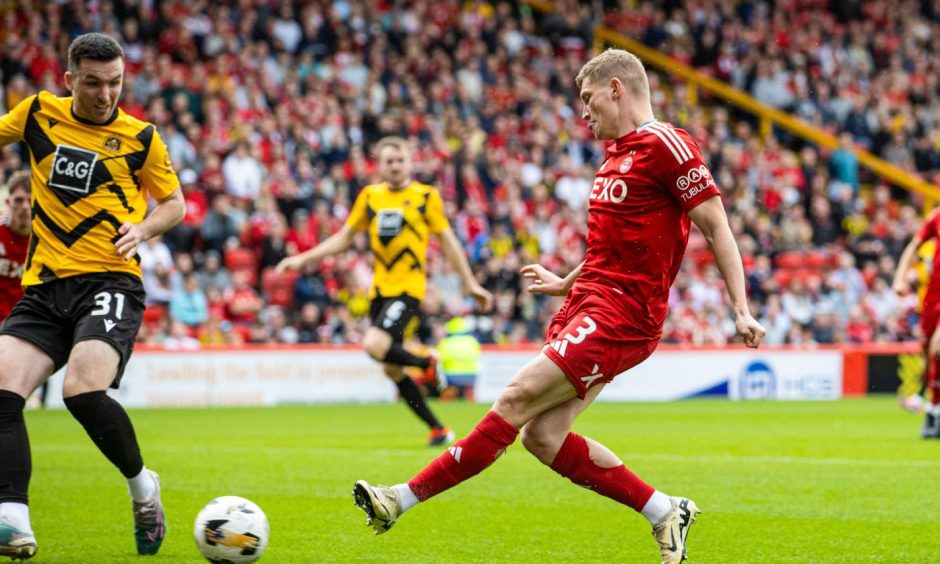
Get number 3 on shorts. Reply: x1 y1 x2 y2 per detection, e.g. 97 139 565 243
91 291 126 319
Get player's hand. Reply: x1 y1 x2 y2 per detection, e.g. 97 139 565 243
467 282 494 312
736 313 765 348
521 264 567 296
892 280 909 295
275 254 309 274
114 222 146 260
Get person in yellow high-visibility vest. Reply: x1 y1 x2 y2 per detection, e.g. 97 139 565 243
437 317 481 401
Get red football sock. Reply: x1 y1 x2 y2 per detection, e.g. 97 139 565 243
549 432 654 512
408 411 518 501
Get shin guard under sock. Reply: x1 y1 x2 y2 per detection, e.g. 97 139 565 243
550 432 655 511
408 410 518 501
0 391 30 504
64 391 144 478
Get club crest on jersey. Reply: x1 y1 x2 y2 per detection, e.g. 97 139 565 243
619 156 633 174
104 136 122 152
49 144 98 194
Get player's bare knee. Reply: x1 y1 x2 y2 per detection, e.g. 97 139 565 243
493 382 537 424
362 330 391 361
930 335 940 357
0 336 55 396
63 341 119 397
520 424 562 464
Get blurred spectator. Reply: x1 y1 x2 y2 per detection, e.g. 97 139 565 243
197 250 232 295
164 320 201 350
169 274 209 328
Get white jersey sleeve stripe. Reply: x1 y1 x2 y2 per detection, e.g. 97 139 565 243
647 125 686 164
659 124 694 161
651 123 693 162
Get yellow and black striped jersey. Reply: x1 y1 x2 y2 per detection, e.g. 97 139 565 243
346 181 450 301
0 91 179 285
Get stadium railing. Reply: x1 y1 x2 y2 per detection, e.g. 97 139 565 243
521 0 940 211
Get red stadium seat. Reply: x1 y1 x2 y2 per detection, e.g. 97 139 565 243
772 269 794 288
689 248 714 269
224 248 257 272
805 251 830 270
232 266 258 288
261 267 300 308
774 251 803 269
142 304 167 328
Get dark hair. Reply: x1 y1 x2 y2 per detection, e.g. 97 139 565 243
68 33 124 73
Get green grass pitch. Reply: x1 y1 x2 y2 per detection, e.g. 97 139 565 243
22 396 938 562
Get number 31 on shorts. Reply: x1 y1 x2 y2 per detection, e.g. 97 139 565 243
91 291 126 319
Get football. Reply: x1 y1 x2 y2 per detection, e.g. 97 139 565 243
193 496 270 563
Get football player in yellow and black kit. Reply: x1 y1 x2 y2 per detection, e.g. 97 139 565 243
0 34 184 560
278 137 493 447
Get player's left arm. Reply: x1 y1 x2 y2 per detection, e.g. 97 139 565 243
115 128 185 259
426 187 493 311
437 227 494 311
689 196 765 348
115 189 185 260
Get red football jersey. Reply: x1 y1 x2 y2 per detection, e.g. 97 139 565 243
0 223 29 321
574 120 720 338
916 207 940 308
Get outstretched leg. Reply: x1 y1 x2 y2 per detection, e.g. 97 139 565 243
353 353 576 533
522 385 699 564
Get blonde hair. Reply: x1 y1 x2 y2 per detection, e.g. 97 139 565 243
575 48 649 99
373 136 410 158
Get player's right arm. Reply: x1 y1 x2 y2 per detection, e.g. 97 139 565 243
0 95 34 146
522 261 583 296
892 235 923 295
275 224 356 273
277 186 373 273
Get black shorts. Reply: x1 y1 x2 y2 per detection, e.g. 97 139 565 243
0 273 146 388
369 294 422 344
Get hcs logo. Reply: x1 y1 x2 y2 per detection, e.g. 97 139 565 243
49 144 99 194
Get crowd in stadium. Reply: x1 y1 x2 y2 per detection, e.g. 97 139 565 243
0 0 935 348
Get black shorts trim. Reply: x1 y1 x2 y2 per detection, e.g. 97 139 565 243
369 293 422 343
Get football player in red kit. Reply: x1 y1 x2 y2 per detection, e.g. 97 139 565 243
893 208 940 438
0 171 30 322
353 48 765 564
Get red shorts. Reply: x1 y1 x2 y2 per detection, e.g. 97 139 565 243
542 288 659 399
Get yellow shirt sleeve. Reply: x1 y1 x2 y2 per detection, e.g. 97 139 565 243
426 188 450 234
0 95 33 147
345 186 371 232
138 128 180 200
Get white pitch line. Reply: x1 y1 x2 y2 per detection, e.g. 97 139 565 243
31 444 940 468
